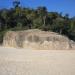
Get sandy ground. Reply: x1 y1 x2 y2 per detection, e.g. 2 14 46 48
0 47 75 75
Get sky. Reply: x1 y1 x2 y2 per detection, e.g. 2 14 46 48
0 0 75 17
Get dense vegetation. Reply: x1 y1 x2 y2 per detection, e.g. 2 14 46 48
0 0 75 44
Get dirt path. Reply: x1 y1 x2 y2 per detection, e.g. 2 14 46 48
0 47 75 75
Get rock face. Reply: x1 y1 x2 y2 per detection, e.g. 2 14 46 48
3 29 75 50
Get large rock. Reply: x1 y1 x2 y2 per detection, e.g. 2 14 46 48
3 29 75 50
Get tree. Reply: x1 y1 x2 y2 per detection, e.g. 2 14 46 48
70 17 75 32
37 7 48 27
0 9 9 29
52 17 65 34
64 14 69 20
0 16 5 31
13 0 20 8
48 12 59 19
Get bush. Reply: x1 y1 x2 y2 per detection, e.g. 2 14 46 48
0 30 8 44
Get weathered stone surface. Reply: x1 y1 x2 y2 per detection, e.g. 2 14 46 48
3 29 75 50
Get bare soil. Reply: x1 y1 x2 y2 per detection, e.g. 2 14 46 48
0 47 75 75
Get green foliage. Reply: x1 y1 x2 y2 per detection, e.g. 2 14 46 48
13 0 20 8
0 30 8 44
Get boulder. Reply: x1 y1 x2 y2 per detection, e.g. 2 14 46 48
3 29 75 50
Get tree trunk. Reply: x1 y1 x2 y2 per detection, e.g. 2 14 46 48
43 16 46 26
59 29 62 34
